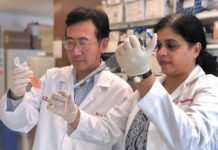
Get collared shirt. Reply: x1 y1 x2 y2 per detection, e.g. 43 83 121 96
6 90 22 111
73 70 94 106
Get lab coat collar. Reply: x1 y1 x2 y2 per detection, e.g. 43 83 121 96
78 65 112 109
57 66 75 94
183 65 205 86
157 65 205 87
90 60 111 88
157 75 166 84
59 65 74 82
94 70 111 88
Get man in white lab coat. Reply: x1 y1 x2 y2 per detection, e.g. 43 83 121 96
0 7 133 150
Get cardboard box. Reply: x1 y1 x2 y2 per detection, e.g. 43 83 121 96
4 31 31 49
125 0 145 22
176 0 204 14
145 0 172 19
106 4 124 24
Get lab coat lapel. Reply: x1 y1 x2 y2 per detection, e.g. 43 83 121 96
79 71 110 109
78 86 100 109
58 66 74 96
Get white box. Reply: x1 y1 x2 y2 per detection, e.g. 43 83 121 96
106 4 124 24
0 48 5 97
145 0 172 19
107 0 121 5
125 0 145 22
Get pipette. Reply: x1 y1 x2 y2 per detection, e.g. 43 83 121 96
14 57 40 90
73 54 118 88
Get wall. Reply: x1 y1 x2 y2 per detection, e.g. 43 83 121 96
0 11 53 48
0 11 53 31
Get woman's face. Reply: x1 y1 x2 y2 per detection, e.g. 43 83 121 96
156 27 200 77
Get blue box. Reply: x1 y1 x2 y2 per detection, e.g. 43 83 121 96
176 0 205 14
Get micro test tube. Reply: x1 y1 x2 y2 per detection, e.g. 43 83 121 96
65 95 72 113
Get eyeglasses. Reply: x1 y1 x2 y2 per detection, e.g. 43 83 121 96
63 39 99 51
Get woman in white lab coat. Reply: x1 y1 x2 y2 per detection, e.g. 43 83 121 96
48 13 218 150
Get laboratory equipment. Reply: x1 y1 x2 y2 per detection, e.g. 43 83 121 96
14 57 40 90
74 54 118 88
65 95 72 113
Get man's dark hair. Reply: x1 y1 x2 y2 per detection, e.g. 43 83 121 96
65 7 110 41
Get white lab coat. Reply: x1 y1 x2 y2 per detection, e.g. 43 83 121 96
0 65 133 150
72 65 218 150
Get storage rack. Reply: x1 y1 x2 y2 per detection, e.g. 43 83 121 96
110 10 218 31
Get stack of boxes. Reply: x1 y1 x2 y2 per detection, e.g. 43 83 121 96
3 22 41 50
4 31 31 49
125 0 145 22
102 0 124 24
97 0 173 53
101 0 173 24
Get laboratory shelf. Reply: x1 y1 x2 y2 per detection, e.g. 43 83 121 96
110 10 218 31
196 10 218 24
207 44 218 50
110 22 129 31
128 17 162 28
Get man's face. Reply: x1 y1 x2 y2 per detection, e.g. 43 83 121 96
65 20 107 75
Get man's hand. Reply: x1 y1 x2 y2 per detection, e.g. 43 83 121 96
9 65 33 98
115 34 157 76
47 90 78 123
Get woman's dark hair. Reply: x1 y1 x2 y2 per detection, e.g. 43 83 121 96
65 7 110 41
154 13 218 76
